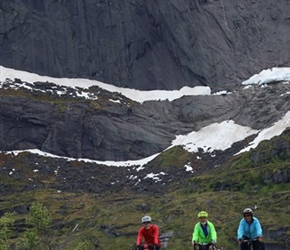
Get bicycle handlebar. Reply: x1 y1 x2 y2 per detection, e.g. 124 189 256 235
241 238 258 242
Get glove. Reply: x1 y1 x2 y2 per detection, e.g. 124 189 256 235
192 240 196 246
211 240 216 244
135 245 141 250
154 244 160 250
257 236 262 241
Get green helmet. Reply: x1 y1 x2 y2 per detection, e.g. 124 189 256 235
198 211 208 218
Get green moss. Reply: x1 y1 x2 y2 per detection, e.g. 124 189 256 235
150 146 190 169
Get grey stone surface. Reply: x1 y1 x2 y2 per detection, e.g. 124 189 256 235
0 79 289 161
0 0 289 90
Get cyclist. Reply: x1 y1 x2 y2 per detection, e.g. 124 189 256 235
135 215 161 250
237 208 266 250
192 211 217 250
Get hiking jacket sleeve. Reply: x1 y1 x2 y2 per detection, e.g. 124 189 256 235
255 218 263 237
152 225 160 245
136 227 144 245
192 223 200 242
208 221 217 241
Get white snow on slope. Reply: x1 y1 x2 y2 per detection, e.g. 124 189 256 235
1 65 290 167
6 149 160 168
237 111 290 154
0 65 211 103
242 67 290 85
171 120 258 153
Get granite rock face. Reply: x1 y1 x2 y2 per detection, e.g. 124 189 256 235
0 0 289 90
0 79 289 161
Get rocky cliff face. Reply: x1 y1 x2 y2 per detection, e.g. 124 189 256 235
0 0 289 90
0 77 289 161
1 1 290 249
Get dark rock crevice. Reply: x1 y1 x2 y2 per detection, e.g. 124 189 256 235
0 0 289 90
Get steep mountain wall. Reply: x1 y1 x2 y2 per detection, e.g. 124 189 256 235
0 79 289 161
0 0 289 90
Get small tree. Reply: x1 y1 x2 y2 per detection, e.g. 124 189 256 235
74 240 90 250
27 202 51 234
17 202 54 250
0 212 15 250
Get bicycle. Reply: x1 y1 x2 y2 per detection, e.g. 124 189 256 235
135 243 158 250
240 238 262 250
143 243 153 250
193 242 217 250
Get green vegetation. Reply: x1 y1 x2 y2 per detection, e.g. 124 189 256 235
150 146 190 169
0 212 15 250
1 173 290 249
0 125 289 249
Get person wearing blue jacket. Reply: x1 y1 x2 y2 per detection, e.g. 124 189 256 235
237 208 266 250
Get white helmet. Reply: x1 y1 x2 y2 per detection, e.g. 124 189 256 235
243 208 253 216
141 215 152 223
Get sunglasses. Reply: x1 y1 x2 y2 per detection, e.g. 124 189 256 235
199 217 207 219
244 214 252 217
143 222 150 224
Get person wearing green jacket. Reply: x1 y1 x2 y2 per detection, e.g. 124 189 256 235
192 211 217 250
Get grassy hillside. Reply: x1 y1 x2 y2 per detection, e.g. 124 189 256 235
1 185 289 249
1 130 290 249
